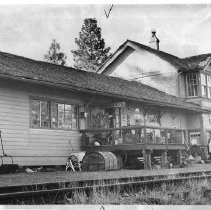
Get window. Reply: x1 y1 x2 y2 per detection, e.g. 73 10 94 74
186 73 198 97
202 85 208 97
31 99 50 128
30 99 78 130
201 74 207 97
207 75 211 98
51 103 78 130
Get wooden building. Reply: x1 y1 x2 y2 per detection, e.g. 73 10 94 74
98 39 211 148
0 49 207 167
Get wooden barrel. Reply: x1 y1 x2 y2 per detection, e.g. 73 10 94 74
82 151 122 171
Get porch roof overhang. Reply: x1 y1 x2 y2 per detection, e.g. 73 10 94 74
0 50 203 114
0 72 204 114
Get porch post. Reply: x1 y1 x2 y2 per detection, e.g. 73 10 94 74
161 150 168 168
143 149 152 170
176 149 182 165
143 150 147 169
143 108 147 145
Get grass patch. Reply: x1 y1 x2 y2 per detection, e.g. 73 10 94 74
64 178 211 205
5 178 211 204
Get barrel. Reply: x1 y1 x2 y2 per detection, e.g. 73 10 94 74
82 151 122 171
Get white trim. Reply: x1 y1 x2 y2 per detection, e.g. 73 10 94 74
98 40 181 75
98 41 152 74
203 57 211 72
97 41 130 74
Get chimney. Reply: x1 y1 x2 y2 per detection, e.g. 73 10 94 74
149 30 160 50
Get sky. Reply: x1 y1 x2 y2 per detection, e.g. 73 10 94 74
0 4 211 66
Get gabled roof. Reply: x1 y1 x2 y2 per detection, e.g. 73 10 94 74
127 40 189 69
0 50 202 112
98 39 189 74
98 39 211 74
182 53 211 71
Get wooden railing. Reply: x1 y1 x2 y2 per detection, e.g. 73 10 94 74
80 126 186 147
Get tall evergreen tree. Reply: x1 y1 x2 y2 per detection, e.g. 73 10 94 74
44 39 67 66
71 18 111 72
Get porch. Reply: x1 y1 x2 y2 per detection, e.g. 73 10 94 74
80 125 188 152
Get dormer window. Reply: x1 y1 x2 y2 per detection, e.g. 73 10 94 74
186 73 199 97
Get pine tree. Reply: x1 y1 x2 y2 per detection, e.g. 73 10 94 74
44 39 67 66
71 18 111 72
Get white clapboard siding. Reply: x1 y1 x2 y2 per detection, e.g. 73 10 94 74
0 85 82 166
2 157 72 166
160 109 187 129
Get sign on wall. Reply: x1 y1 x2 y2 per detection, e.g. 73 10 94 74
100 101 126 108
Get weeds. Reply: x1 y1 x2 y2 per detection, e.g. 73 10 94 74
7 178 211 204
64 178 211 205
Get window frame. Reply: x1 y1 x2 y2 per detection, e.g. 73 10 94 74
200 73 208 98
206 74 211 99
30 97 79 131
186 73 199 98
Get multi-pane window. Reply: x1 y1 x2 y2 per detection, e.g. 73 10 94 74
201 74 208 97
30 99 78 130
31 100 50 128
51 103 78 130
186 73 198 97
207 75 211 98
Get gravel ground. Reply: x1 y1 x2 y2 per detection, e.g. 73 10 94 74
0 163 211 188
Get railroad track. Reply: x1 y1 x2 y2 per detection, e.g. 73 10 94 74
1 170 211 204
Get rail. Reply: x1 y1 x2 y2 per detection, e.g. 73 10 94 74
1 170 211 204
80 125 186 147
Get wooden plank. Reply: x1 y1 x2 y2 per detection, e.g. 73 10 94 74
0 148 80 156
2 156 69 166
0 113 29 120
80 125 186 133
83 144 146 152
3 141 78 147
0 97 29 105
0 107 29 113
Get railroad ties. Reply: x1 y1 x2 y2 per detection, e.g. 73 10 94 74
0 168 211 204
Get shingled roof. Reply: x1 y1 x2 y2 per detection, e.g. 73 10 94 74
127 40 189 70
98 40 189 73
0 50 202 112
182 53 211 71
99 39 211 74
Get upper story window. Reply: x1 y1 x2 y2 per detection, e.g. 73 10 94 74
201 74 208 97
30 98 78 130
186 73 198 97
207 75 211 98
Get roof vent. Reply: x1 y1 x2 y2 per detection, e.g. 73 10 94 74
149 29 160 50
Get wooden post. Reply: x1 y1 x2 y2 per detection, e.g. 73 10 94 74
138 127 141 143
177 149 182 165
143 149 152 170
165 130 168 148
143 109 147 146
143 150 147 170
161 150 168 168
146 150 152 170
111 129 114 145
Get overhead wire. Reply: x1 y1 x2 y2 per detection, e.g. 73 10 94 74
131 72 176 80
